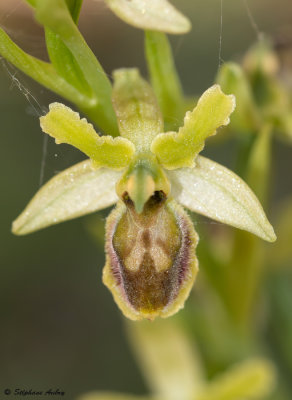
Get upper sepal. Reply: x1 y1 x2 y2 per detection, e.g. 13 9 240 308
12 161 121 235
112 69 163 152
167 156 276 242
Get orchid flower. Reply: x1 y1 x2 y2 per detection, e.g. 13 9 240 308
12 68 276 321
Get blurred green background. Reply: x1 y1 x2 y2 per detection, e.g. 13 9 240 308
0 0 291 398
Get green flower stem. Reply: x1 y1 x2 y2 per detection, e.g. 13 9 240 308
0 27 91 108
224 230 263 331
34 0 119 136
246 124 272 205
145 31 185 130
223 124 273 330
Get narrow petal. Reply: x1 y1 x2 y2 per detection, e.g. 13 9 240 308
105 0 191 34
12 161 121 235
151 85 235 169
40 103 135 169
112 69 163 152
103 198 198 321
167 156 276 242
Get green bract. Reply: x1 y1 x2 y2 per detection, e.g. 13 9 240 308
12 68 276 320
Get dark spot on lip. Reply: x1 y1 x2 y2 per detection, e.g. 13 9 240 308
142 229 151 248
122 252 172 312
122 192 133 207
122 190 166 209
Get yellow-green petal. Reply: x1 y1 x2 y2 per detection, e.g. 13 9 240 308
40 103 135 169
12 161 121 235
105 0 191 34
151 85 235 169
167 156 276 242
112 69 163 152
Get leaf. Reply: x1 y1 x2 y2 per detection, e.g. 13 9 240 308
65 0 83 22
0 27 91 108
112 69 163 152
40 103 135 169
196 358 276 400
45 0 91 96
105 0 191 34
151 85 235 169
34 0 119 136
127 318 203 400
12 161 121 235
145 31 185 131
167 156 276 242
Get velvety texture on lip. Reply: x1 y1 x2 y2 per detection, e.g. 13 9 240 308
103 194 199 320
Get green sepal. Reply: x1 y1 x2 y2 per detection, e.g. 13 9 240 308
104 0 191 34
145 31 185 131
12 160 121 235
151 85 235 169
40 103 135 169
112 69 164 152
167 155 276 242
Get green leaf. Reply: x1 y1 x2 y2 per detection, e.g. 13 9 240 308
167 156 276 242
112 68 163 152
34 0 119 136
127 318 203 400
151 85 235 169
196 359 276 400
44 0 91 97
105 0 191 34
145 31 185 131
0 27 92 109
12 161 121 235
25 0 83 19
65 0 83 22
246 123 272 203
40 103 135 168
